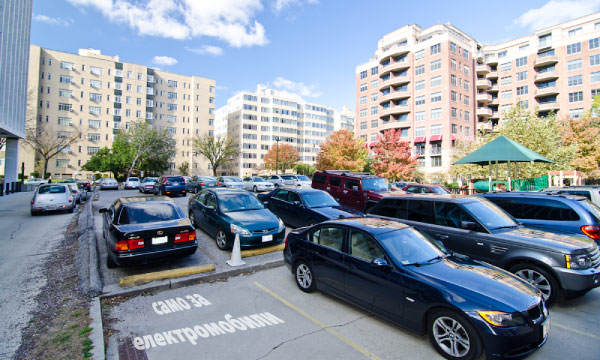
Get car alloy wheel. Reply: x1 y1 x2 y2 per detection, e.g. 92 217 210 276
294 261 316 292
511 264 559 303
189 212 197 228
216 230 228 250
432 316 470 358
253 186 257 193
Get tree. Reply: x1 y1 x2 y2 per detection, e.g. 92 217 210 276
23 124 81 179
263 143 298 173
371 129 419 182
294 163 315 176
178 162 190 176
123 121 175 179
560 96 600 175
81 147 128 179
316 130 368 171
193 135 239 176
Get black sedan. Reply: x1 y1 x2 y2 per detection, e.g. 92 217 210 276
284 217 549 360
258 188 359 228
100 196 197 268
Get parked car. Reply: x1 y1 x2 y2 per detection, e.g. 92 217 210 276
188 188 285 250
187 176 218 193
402 183 450 194
280 174 312 187
154 176 187 197
243 176 275 192
99 178 119 190
65 183 83 204
546 186 600 207
30 184 75 215
124 177 141 190
77 180 91 192
217 176 244 189
258 188 359 228
284 217 549 360
24 177 48 186
311 170 396 212
266 175 285 187
481 192 600 245
138 177 158 193
99 196 197 268
367 194 600 303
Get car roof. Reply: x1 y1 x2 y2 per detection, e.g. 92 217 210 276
323 217 410 234
315 170 380 179
277 187 322 194
114 196 173 207
209 188 248 195
483 192 587 201
380 193 474 202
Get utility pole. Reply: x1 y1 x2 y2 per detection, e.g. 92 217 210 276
274 136 280 175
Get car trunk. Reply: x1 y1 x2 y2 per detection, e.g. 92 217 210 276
116 221 195 252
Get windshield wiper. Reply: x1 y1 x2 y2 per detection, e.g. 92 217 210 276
494 225 518 230
405 255 448 267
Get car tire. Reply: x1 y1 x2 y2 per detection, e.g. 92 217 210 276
30 210 37 216
215 229 229 250
106 253 118 268
294 260 316 293
428 309 482 360
189 211 198 228
510 263 561 304
69 206 74 213
253 186 257 193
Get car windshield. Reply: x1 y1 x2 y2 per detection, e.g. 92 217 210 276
38 185 66 194
578 199 600 222
219 193 264 212
143 178 157 183
462 199 517 230
431 186 450 194
224 177 242 182
302 191 339 208
282 175 296 180
253 177 266 182
378 228 446 266
362 178 388 191
118 202 182 224
128 177 139 181
167 176 184 182
297 175 310 181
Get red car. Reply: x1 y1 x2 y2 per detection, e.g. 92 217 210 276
401 183 449 194
77 180 91 192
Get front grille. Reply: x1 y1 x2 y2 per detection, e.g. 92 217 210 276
526 304 541 321
590 247 600 268
252 227 277 234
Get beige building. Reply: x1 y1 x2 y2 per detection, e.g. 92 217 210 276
18 45 215 179
216 85 335 177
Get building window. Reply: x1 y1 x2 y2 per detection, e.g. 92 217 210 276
430 92 442 102
451 108 457 118
371 93 378 102
539 33 552 47
415 111 425 122
371 66 378 75
516 71 528 81
431 108 442 119
516 85 528 96
360 83 367 92
465 111 470 121
415 95 425 106
90 79 102 89
515 56 527 67
415 126 425 137
359 96 367 105
360 121 367 130
430 75 441 87
88 119 100 128
370 80 378 88
568 27 582 37
371 119 378 128
89 93 102 102
568 75 583 86
592 71 600 83
569 108 584 119
89 106 101 115
450 59 457 70
415 80 425 91
590 37 600 50
451 91 457 101
591 55 600 66
415 65 425 76
566 42 581 55
90 66 102 75
463 65 469 76
498 50 507 58
58 103 72 111
58 117 71 126
500 76 512 86
568 91 583 102
450 75 457 86
59 89 72 98
359 109 367 117
430 60 441 71
451 124 457 134
59 75 73 84
359 70 367 79
464 96 469 106
430 43 441 55
500 62 512 72
370 106 378 115
450 42 456 54
464 81 469 91
415 49 424 60
567 59 582 71
501 90 513 99
463 49 469 60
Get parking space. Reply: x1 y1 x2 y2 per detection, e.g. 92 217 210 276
104 266 600 360
92 189 287 293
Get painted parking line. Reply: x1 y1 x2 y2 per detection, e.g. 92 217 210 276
552 322 600 340
119 264 215 287
254 281 381 360
241 243 285 258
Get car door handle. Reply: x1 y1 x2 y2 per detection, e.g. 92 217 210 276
437 234 449 240
476 242 484 246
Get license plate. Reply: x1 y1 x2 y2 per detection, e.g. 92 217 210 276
152 236 168 245
542 319 550 339
172 182 179 185
262 235 273 242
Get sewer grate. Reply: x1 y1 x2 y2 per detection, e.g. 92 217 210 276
118 337 148 360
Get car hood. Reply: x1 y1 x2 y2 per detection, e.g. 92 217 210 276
496 226 596 253
365 189 396 199
224 209 279 231
311 206 357 220
412 257 541 312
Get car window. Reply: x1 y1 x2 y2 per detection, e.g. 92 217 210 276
243 177 252 182
288 192 301 203
578 200 600 222
309 229 320 243
118 203 182 224
378 228 445 266
270 176 278 179
198 192 208 204
316 226 345 252
273 189 289 201
493 197 579 221
405 186 420 193
38 185 66 194
462 199 517 229
345 179 360 190
128 177 139 181
282 175 295 180
329 176 341 187
434 202 483 230
297 176 310 181
219 193 264 212
350 230 385 262
407 200 435 223
167 176 184 182
369 198 407 218
253 177 265 182
302 191 339 208
312 174 326 184
205 193 217 208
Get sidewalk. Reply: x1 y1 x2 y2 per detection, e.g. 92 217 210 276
0 190 32 206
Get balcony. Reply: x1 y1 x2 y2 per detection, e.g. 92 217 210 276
381 74 411 87
534 55 558 67
478 121 494 132
476 64 491 74
485 54 498 65
534 69 558 82
477 106 493 117
147 75 155 83
379 44 410 61
486 70 498 79
476 93 492 103
535 86 559 97
380 120 409 131
146 87 154 95
380 60 410 75
429 148 442 156
537 101 559 112
490 97 499 106
379 91 410 105
488 84 499 93
380 104 411 118
476 79 492 89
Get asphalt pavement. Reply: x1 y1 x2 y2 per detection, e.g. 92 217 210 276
0 191 76 360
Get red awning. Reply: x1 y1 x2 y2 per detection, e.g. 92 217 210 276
414 136 426 143
429 135 442 142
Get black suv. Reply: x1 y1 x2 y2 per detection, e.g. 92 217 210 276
367 194 600 303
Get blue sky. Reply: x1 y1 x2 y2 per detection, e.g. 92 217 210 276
31 0 600 111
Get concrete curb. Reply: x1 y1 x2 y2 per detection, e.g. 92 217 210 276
87 198 103 295
119 264 215 287
89 297 105 360
100 259 285 299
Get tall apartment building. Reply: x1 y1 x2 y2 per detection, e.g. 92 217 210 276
216 85 335 176
22 45 215 179
357 12 600 178
334 106 355 131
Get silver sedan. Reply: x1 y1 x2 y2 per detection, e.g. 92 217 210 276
30 184 75 215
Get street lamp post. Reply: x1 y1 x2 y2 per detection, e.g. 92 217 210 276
274 136 280 175
108 150 113 179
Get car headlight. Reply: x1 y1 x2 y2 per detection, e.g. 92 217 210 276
477 311 526 327
230 223 251 236
565 254 592 269
278 218 285 232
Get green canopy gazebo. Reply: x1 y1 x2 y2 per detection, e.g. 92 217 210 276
453 135 554 192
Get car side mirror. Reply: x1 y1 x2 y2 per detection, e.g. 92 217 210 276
352 186 359 191
293 200 302 207
262 200 269 205
99 208 108 213
372 258 391 270
460 221 478 230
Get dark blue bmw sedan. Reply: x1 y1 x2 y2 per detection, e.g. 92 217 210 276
284 217 549 360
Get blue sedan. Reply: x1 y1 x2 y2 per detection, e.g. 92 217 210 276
188 188 285 250
258 188 360 228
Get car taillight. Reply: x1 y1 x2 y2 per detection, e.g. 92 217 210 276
200 182 205 187
128 238 145 250
68 198 73 203
115 240 129 251
175 231 196 243
284 234 289 249
581 225 600 239
31 199 34 204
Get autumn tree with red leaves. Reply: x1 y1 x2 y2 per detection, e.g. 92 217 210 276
371 129 419 182
264 143 299 172
316 130 368 171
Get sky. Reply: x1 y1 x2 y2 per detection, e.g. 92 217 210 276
31 0 600 111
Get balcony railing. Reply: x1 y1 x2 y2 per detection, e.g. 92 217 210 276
476 79 492 89
476 93 492 102
477 107 493 116
476 64 491 74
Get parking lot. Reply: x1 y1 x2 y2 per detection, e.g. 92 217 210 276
104 266 600 360
92 189 287 294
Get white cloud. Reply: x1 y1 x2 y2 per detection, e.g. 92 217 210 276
66 0 268 47
185 45 224 56
33 14 72 26
152 56 178 66
273 0 318 12
514 0 600 30
271 77 322 98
